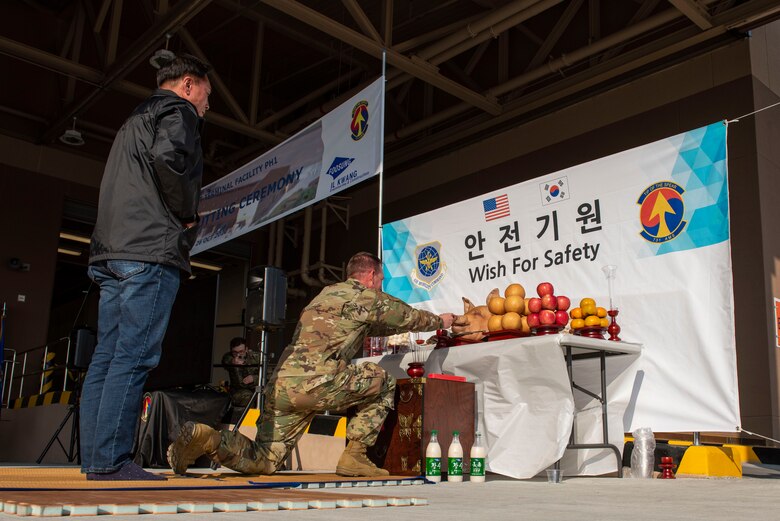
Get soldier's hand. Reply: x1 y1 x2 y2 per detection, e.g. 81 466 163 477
242 375 254 384
439 313 457 329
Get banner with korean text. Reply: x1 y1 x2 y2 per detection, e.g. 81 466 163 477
382 122 739 433
191 77 384 254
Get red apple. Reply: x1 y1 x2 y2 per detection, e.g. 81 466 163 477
541 294 557 310
537 282 554 297
526 312 541 328
556 295 571 312
555 310 569 326
539 309 556 325
527 297 542 314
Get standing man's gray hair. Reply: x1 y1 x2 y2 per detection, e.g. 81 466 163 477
346 252 381 278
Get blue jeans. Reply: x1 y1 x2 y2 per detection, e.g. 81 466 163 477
80 260 180 473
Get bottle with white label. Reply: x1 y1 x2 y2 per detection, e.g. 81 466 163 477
447 430 464 482
425 430 442 482
470 432 486 482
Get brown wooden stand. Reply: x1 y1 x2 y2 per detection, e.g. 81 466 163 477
367 378 475 476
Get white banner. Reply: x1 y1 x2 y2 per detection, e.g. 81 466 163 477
192 77 385 254
382 122 740 432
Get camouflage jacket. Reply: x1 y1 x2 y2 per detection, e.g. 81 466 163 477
221 350 261 391
276 278 442 377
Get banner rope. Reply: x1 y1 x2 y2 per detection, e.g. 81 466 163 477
726 100 780 123
738 427 780 446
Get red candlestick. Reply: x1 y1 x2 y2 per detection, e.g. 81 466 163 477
407 362 425 378
607 308 621 341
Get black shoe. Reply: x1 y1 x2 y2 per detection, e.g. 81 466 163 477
87 461 167 481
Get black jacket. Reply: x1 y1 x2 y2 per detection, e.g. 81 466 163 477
90 89 204 273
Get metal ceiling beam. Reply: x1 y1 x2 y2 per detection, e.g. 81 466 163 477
0 35 282 145
179 28 250 124
667 0 713 29
387 2 712 142
600 0 661 62
93 0 113 33
525 0 584 72
216 0 375 80
383 0 393 47
64 2 86 104
417 0 545 61
249 21 264 125
385 23 729 191
260 0 502 115
342 0 382 43
40 0 212 144
106 0 123 65
386 0 564 93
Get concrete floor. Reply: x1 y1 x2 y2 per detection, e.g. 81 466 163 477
1 469 779 520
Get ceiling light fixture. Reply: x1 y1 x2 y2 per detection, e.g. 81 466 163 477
59 232 91 244
149 34 175 70
59 117 85 146
57 247 82 256
191 260 222 272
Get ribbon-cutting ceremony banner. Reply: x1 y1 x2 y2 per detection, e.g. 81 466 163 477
192 77 385 254
382 122 739 433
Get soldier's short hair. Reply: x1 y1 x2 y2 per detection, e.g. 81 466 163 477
346 252 381 278
156 53 211 87
229 337 246 349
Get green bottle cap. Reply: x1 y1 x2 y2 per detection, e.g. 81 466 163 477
453 430 459 435
431 430 438 435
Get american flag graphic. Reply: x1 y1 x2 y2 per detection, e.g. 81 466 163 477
483 194 510 222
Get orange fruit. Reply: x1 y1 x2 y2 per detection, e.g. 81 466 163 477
570 318 585 329
505 283 526 300
596 307 607 318
600 318 610 328
504 295 525 314
488 315 504 332
579 298 596 309
584 315 601 327
520 315 531 334
570 307 583 319
487 296 506 315
501 312 522 330
582 303 597 317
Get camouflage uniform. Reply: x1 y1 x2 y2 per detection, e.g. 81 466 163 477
213 278 442 474
221 350 261 407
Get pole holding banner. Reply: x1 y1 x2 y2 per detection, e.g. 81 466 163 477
377 50 387 259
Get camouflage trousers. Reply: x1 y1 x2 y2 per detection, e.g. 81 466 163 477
214 361 395 474
229 388 254 408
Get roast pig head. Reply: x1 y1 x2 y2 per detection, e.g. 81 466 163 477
450 288 499 341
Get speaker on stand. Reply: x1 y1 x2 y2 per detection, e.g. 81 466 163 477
210 267 286 470
36 326 95 464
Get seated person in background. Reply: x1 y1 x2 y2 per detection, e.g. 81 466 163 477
221 337 260 407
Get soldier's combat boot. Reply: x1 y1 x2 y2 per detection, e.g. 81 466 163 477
167 421 221 475
335 440 390 477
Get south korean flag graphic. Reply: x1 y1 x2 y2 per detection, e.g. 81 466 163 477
540 176 569 205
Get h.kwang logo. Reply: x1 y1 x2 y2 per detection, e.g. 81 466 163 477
412 241 446 291
637 181 687 243
327 156 361 192
326 157 355 179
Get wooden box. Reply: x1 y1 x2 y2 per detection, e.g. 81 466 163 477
367 377 475 476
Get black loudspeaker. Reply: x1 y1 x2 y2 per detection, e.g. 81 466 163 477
245 266 287 328
71 327 96 370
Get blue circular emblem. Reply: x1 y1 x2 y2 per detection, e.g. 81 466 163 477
417 246 440 277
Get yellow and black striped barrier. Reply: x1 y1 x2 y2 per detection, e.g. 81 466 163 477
10 391 74 409
240 411 346 438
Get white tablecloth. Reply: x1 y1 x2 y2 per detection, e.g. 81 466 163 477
363 334 641 478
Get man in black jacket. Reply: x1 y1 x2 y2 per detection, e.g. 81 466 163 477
80 54 211 481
